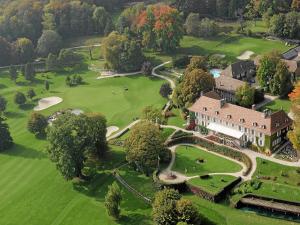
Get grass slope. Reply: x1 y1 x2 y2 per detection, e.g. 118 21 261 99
173 146 242 176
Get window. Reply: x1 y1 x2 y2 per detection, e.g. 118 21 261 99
239 126 242 131
213 118 216 122
259 140 263 146
260 133 262 138
252 130 254 135
245 128 247 133
215 111 219 115
232 123 234 127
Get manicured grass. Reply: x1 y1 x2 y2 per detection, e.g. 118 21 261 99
232 158 300 203
263 98 292 113
167 108 186 128
0 68 166 224
188 175 237 195
173 146 242 176
161 128 176 141
178 35 289 61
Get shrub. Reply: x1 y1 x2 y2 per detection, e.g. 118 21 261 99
172 55 190 68
141 61 152 75
14 92 26 106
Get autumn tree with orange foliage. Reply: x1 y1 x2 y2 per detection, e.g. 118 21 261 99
136 4 184 52
288 82 300 152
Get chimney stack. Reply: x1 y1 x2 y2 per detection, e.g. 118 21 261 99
262 109 269 118
252 104 256 110
220 99 226 108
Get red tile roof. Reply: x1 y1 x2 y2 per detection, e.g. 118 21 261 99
189 96 292 136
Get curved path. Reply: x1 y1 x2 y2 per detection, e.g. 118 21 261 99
158 144 248 184
107 120 140 141
151 61 175 89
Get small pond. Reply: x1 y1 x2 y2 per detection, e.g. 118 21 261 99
210 69 222 78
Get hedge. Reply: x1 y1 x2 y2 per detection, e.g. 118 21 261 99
166 136 252 176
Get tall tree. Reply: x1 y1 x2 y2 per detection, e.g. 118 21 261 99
173 69 215 108
0 96 7 114
105 182 122 220
47 113 108 180
24 63 35 82
288 82 300 152
13 38 35 64
235 83 255 108
9 66 18 83
102 32 144 72
270 61 293 97
37 30 62 57
137 4 184 52
0 116 13 152
124 121 165 175
0 37 12 66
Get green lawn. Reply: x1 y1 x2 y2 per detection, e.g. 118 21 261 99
178 35 289 61
167 108 186 128
188 175 237 195
232 158 300 203
263 98 292 113
0 68 166 225
173 146 242 176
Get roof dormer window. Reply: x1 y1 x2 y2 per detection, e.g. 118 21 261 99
203 107 207 111
227 115 232 119
252 122 258 127
240 118 245 123
215 111 219 115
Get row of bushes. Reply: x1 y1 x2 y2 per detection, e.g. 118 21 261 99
188 176 242 203
166 136 252 176
171 130 192 140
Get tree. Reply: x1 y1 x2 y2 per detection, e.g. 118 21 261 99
102 32 144 72
152 188 201 225
47 113 107 180
288 82 300 152
186 56 207 73
27 89 36 100
0 96 7 114
198 18 219 37
24 63 35 82
185 13 200 36
137 5 184 52
105 182 122 220
85 113 107 158
37 30 62 57
257 51 280 91
0 36 12 66
9 66 18 83
176 199 202 225
45 81 50 91
93 7 113 35
292 0 300 11
141 61 153 75
235 83 255 108
152 188 181 225
13 38 35 64
270 61 293 97
173 69 215 108
14 92 26 106
283 12 300 38
160 83 173 98
27 113 48 137
0 116 13 152
124 121 165 174
269 14 286 37
58 49 85 68
46 53 59 71
142 106 164 124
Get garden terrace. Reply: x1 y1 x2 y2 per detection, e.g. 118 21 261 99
172 146 242 177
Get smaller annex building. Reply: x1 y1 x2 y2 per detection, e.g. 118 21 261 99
188 95 292 153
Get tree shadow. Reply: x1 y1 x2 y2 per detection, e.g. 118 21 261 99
119 213 151 225
20 103 35 111
1 144 47 159
5 111 24 119
0 83 7 89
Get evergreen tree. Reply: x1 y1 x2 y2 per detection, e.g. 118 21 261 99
0 116 13 151
14 92 26 106
27 89 36 100
0 96 7 114
45 81 50 91
24 63 35 82
104 182 122 220
9 66 18 83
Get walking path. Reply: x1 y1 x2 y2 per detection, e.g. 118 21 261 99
96 71 142 79
107 120 140 141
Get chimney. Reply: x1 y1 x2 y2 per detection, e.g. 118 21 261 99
220 99 226 108
262 109 269 118
252 104 256 110
200 91 204 97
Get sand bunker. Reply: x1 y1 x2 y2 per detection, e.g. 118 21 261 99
34 97 63 111
237 51 254 60
106 126 119 138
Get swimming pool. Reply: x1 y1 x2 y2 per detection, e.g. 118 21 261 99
210 69 222 78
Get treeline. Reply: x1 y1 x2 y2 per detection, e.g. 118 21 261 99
173 0 295 19
0 0 132 67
